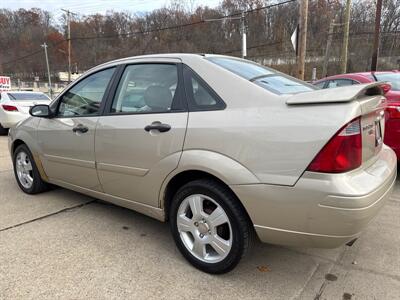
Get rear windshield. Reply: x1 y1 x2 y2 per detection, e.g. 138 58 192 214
206 57 315 94
7 92 50 101
374 73 400 91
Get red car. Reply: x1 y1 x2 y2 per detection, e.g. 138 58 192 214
314 71 400 159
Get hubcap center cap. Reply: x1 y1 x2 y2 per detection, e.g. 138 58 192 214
198 222 209 235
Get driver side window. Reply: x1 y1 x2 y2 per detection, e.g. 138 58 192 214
57 68 115 117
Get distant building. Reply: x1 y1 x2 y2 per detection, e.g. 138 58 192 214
57 72 82 82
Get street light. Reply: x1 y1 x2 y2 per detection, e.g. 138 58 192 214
204 11 247 58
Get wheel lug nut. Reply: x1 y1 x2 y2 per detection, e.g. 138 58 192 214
194 222 199 227
199 233 204 238
208 230 211 234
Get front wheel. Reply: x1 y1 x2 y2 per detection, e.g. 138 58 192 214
13 144 50 194
169 179 253 274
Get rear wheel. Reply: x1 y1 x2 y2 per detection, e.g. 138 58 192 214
169 179 253 274
0 124 8 135
13 144 49 194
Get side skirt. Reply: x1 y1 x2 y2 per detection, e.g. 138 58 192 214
48 178 166 222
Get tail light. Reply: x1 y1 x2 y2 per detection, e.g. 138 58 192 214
2 104 18 112
379 83 391 94
386 106 400 119
307 117 362 173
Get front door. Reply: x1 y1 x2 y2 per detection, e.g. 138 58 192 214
37 67 116 190
95 62 188 207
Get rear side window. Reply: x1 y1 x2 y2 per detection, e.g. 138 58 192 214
7 93 49 100
207 56 315 95
314 81 326 89
183 65 225 111
110 64 181 114
327 79 355 88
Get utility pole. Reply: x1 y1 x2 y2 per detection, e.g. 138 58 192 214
297 0 309 80
204 12 247 59
340 0 351 74
41 43 52 97
322 21 335 78
61 9 77 84
322 17 343 78
240 12 247 58
371 0 382 71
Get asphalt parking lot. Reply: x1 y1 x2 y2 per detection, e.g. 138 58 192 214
0 135 399 300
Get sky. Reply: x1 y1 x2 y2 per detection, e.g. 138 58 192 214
0 0 221 16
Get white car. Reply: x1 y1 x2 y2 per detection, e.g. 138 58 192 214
0 91 51 134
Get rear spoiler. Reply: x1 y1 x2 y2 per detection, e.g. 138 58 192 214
286 82 384 105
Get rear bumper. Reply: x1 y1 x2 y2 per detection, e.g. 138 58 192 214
231 145 397 248
0 110 27 128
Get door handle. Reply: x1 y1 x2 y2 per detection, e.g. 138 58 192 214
72 124 89 133
144 121 171 133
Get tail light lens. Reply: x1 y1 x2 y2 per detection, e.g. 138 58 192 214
2 104 18 112
386 106 400 119
379 83 391 94
307 117 362 173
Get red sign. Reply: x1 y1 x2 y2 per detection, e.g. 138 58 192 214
0 76 11 91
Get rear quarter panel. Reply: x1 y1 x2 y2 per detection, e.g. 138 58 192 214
181 57 362 186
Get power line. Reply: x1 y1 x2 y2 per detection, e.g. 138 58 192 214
72 0 297 41
1 40 66 66
0 0 297 66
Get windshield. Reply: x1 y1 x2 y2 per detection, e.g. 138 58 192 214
254 75 315 94
207 57 274 79
7 92 50 101
206 57 315 95
374 73 400 91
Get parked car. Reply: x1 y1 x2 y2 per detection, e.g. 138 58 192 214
314 71 400 158
8 54 396 273
0 91 51 134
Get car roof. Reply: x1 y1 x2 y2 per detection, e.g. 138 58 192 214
92 53 241 70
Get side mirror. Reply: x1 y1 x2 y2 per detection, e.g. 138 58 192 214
29 104 53 118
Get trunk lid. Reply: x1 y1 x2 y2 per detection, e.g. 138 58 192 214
14 100 51 113
286 83 387 164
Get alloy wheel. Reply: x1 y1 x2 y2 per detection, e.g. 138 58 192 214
15 151 34 189
176 194 233 263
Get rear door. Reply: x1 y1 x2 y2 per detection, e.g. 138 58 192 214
95 61 188 207
37 67 116 190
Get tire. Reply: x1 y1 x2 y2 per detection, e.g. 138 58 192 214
13 144 50 194
169 179 253 274
0 124 8 135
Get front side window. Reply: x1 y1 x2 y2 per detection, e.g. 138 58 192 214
207 56 315 95
111 64 179 114
57 68 115 117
